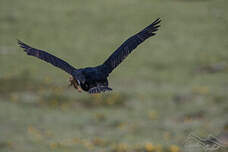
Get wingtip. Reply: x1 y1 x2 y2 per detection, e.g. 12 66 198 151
17 39 24 48
16 40 32 53
145 18 161 34
17 39 21 45
153 18 161 26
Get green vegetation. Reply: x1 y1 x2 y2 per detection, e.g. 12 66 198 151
0 0 227 151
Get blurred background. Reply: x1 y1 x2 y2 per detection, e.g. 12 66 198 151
0 0 227 151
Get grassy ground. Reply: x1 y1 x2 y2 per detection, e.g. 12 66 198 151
0 0 228 151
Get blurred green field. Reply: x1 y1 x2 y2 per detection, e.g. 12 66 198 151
0 0 228 152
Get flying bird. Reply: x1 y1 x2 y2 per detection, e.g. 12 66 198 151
18 18 161 94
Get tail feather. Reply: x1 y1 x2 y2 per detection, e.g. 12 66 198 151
88 86 112 94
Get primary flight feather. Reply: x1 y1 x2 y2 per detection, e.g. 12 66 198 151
18 18 161 94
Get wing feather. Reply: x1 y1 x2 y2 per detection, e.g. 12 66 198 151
17 40 77 75
100 18 161 75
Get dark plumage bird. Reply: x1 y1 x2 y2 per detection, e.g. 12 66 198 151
18 18 161 94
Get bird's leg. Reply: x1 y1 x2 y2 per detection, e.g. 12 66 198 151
68 76 82 92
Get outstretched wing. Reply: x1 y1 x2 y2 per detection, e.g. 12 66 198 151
100 18 161 75
17 40 77 75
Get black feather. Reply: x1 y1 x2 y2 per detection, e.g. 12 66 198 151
101 18 161 75
17 40 77 75
17 18 161 94
88 86 112 94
